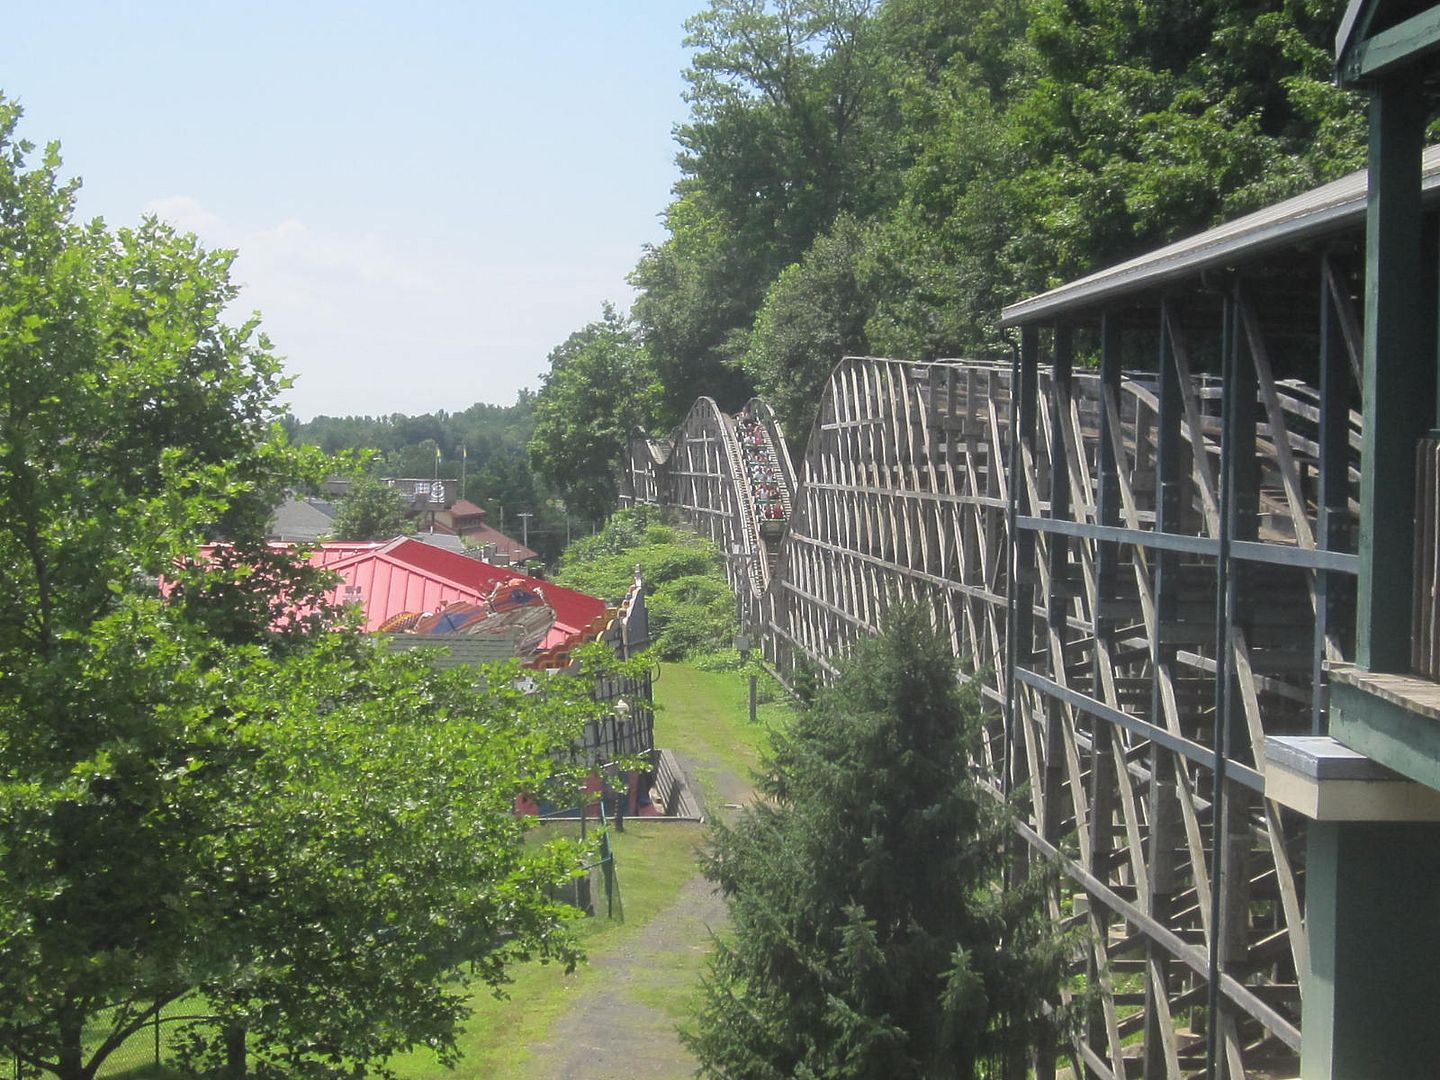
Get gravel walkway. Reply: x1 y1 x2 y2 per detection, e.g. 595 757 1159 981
521 870 727 1079
522 751 753 1080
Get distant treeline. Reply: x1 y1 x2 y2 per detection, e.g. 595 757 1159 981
283 395 585 560
528 0 1366 523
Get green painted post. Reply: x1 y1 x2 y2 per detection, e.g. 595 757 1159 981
1306 71 1440 1079
1302 821 1440 1077
1358 76 1434 673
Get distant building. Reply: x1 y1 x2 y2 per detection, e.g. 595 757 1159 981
201 537 666 818
320 476 460 511
305 536 602 658
429 499 538 565
267 496 338 542
299 537 660 818
311 481 537 565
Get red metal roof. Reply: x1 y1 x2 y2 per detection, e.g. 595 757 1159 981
462 521 538 563
309 537 606 645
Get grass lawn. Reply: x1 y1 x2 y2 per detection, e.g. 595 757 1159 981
387 823 707 1080
386 661 791 1079
650 661 786 805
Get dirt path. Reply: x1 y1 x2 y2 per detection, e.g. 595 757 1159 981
520 870 727 1080
522 752 752 1080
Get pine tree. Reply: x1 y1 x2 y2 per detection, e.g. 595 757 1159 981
687 604 1067 1079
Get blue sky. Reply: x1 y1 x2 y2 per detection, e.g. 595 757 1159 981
3 1 697 419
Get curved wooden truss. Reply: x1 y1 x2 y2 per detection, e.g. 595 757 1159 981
625 395 797 613
623 272 1364 1077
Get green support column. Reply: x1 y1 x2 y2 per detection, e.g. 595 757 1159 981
1303 68 1440 1080
1301 821 1440 1078
1358 76 1434 672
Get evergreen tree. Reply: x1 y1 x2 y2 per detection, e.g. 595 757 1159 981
687 605 1067 1078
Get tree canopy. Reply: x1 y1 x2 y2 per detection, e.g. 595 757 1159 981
329 474 416 540
530 0 1365 514
528 304 659 525
284 394 562 553
0 100 596 1080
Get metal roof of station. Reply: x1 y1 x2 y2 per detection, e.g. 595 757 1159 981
1001 144 1440 327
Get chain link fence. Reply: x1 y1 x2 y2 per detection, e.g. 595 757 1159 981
11 998 215 1079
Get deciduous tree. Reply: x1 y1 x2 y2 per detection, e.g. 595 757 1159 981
0 100 593 1080
330 474 416 540
742 214 876 436
529 304 659 523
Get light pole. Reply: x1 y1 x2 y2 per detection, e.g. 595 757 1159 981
612 698 630 832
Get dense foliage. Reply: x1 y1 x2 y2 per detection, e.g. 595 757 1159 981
530 0 1365 460
528 304 659 524
555 507 737 660
0 101 596 1079
686 605 1068 1078
329 474 417 541
284 394 578 559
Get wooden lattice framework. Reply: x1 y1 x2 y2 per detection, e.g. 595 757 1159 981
623 238 1370 1075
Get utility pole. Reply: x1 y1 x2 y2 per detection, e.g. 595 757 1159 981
518 511 534 551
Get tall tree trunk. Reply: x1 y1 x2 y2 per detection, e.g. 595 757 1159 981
223 1024 247 1079
56 1012 85 1080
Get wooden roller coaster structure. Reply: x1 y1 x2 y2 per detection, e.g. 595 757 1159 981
624 263 1367 1076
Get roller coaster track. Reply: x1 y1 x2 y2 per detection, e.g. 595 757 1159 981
626 395 797 608
624 341 1365 1078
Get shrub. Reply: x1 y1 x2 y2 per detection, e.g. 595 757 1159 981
556 509 736 659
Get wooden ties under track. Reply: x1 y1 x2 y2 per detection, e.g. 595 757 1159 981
624 336 1362 1078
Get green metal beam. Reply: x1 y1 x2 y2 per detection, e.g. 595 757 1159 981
1341 4 1440 83
1302 820 1440 1078
1331 679 1440 789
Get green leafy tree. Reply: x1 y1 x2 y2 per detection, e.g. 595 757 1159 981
330 474 416 540
555 508 737 659
286 393 564 558
743 213 876 436
529 305 659 523
630 194 759 424
0 101 592 1079
628 0 1366 416
863 0 1365 362
178 642 603 1078
687 605 1068 1078
680 0 897 237
634 0 897 423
